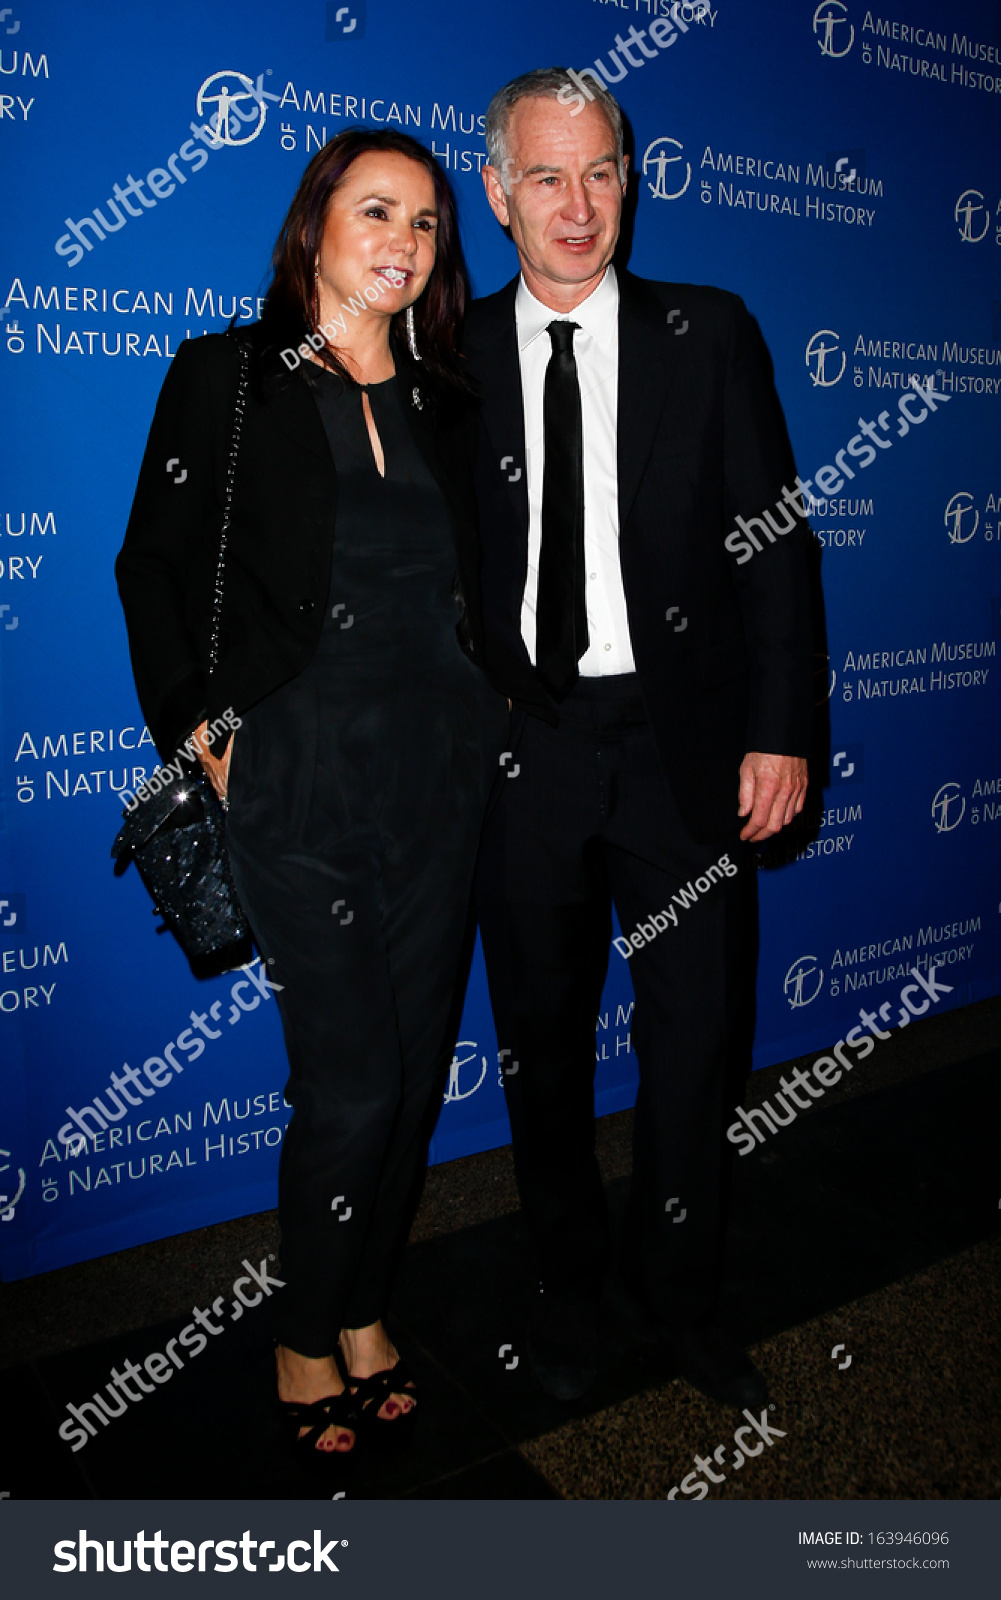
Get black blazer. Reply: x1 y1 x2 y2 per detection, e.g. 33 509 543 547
116 323 485 762
462 271 814 843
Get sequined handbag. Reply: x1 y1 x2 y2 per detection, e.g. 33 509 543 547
112 335 252 961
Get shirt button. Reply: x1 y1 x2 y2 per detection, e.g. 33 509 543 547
589 572 597 580
604 643 611 651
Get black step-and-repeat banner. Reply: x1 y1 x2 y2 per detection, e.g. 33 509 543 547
1 0 999 1279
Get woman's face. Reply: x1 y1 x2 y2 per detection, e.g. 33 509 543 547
314 150 438 333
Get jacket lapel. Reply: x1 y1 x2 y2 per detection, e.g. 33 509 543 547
395 357 473 529
468 278 529 543
395 357 443 486
267 362 339 468
617 271 675 530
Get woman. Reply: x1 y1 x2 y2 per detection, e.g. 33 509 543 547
116 130 508 1466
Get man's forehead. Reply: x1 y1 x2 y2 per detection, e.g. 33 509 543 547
506 96 616 162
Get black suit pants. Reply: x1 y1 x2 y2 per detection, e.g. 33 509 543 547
476 674 757 1332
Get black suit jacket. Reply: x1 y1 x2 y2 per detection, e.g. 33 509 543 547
116 323 484 762
462 271 814 843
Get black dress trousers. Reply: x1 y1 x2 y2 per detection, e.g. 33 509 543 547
225 370 507 1356
476 675 757 1334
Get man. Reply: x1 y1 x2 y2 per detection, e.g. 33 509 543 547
467 69 813 1407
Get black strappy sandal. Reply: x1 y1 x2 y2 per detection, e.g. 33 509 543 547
342 1351 418 1442
278 1389 360 1473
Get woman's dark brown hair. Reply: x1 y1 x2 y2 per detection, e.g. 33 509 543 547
260 128 469 388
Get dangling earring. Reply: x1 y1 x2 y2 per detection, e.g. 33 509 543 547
312 260 321 333
406 303 422 362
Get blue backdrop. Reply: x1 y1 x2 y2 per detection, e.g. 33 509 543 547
2 0 999 1279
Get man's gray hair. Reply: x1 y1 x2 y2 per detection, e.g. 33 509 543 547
485 67 625 191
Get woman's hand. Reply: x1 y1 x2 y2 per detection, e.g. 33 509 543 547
190 719 235 805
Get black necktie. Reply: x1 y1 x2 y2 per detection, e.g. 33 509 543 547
535 320 587 698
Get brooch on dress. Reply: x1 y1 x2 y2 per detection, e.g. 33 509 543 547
411 386 423 410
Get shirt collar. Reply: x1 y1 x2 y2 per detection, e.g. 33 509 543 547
515 263 618 353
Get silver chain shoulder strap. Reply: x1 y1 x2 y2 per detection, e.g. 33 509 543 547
208 336 251 676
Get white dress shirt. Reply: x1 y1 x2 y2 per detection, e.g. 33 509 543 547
515 264 635 677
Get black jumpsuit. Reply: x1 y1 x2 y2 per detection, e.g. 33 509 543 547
225 367 507 1356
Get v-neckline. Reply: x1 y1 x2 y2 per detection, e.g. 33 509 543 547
360 386 386 480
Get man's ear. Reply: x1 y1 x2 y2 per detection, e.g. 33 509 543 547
482 164 512 228
621 152 630 194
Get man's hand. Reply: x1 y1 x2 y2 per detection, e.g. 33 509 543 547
190 719 234 806
737 752 808 842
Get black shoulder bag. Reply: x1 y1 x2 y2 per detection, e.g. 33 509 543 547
111 336 252 961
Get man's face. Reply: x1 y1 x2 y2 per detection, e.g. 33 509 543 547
483 97 627 302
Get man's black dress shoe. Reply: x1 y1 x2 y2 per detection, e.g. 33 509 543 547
671 1323 769 1411
615 1267 767 1410
525 1280 599 1401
